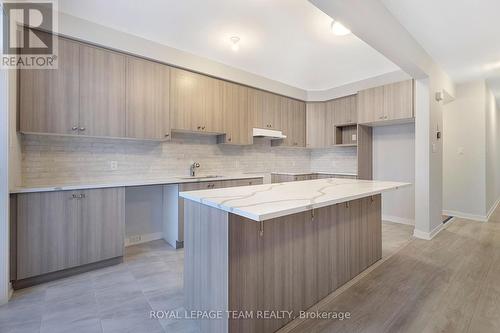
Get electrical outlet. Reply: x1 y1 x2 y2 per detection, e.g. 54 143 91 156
109 161 118 170
129 235 142 244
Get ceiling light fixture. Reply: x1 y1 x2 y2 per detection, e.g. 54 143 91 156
230 36 240 52
331 20 351 36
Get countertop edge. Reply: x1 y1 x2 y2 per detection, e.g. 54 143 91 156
10 174 265 194
180 182 411 222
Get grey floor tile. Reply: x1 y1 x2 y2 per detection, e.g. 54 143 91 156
45 277 94 302
101 313 164 333
136 270 182 295
0 300 44 328
92 270 136 291
40 317 102 333
1 320 42 333
41 293 98 325
147 289 184 312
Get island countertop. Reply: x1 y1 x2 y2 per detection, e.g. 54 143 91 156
179 178 410 221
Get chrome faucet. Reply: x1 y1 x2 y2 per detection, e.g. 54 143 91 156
190 162 200 177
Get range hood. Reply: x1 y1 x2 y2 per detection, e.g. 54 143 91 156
252 128 286 139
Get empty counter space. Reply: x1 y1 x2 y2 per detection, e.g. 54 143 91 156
271 171 357 183
180 178 409 333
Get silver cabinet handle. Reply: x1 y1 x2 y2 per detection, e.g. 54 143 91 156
79 127 86 131
202 126 206 130
165 133 170 137
71 126 78 131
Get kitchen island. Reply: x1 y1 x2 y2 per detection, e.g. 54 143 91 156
180 178 410 333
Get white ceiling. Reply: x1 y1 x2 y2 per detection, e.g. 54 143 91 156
58 0 399 91
382 0 500 102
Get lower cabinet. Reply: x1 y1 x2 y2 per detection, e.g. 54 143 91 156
16 187 125 280
164 178 264 248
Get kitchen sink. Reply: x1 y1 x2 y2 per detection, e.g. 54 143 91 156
177 175 224 180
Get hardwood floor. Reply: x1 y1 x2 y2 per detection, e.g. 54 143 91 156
279 206 500 333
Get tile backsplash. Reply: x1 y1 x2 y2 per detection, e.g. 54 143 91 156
21 133 357 187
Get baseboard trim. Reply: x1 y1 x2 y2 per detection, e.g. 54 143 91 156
442 210 487 222
125 232 163 247
486 197 500 222
12 256 122 290
413 227 439 240
382 215 415 226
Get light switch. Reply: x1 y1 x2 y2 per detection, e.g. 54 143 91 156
352 134 357 141
109 161 118 170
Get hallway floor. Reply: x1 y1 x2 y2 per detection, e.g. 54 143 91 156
280 205 500 333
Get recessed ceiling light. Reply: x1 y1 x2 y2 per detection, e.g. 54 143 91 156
230 36 240 52
331 20 351 36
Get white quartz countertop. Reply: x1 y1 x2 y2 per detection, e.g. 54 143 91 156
271 171 357 176
10 174 265 194
180 178 410 221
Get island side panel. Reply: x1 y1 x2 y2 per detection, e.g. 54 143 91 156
227 195 382 333
184 200 229 333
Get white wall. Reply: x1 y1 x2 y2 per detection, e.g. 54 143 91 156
443 81 486 218
373 124 415 224
0 4 11 305
485 86 499 215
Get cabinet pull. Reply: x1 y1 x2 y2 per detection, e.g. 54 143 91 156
165 133 170 137
79 127 86 131
228 137 232 142
202 126 206 130
71 126 78 131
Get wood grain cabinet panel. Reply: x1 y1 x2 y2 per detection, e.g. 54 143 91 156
78 188 125 265
126 57 170 140
79 44 126 137
16 188 125 280
306 102 327 148
220 81 252 145
20 35 80 135
274 98 306 147
384 80 414 121
248 88 264 130
333 95 357 125
170 68 203 132
17 191 79 279
170 68 223 133
357 86 384 124
262 91 281 130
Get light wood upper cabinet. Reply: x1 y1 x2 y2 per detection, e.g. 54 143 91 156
170 68 202 132
16 187 125 280
248 88 264 129
220 81 252 145
170 68 223 133
332 95 357 125
262 91 281 130
274 97 306 147
384 80 414 121
306 102 327 148
357 80 413 124
357 86 384 124
79 44 126 137
20 35 80 135
126 57 170 140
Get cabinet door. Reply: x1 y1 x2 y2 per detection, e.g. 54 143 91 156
169 68 203 132
292 100 306 147
273 97 293 146
20 36 80 135
384 80 414 121
220 178 263 187
333 95 357 125
78 188 125 265
325 100 336 146
17 191 79 279
248 88 264 129
221 81 251 144
306 102 327 148
357 86 384 124
262 91 281 130
126 57 170 140
202 76 223 133
79 44 126 137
